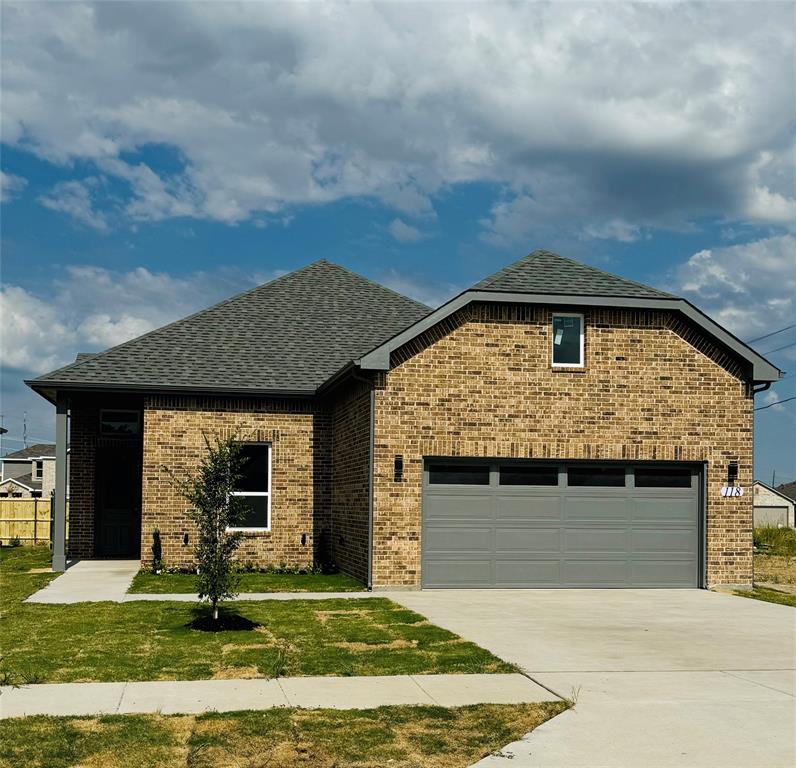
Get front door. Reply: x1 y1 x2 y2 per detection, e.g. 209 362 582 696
95 440 142 558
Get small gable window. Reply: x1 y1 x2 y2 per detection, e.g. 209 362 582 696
34 460 44 480
552 313 584 367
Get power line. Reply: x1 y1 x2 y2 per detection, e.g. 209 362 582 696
762 340 796 355
747 323 796 344
755 396 796 411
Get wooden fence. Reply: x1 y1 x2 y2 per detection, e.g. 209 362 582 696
0 498 69 545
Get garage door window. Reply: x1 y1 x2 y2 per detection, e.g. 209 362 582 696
428 464 489 485
635 467 692 488
567 466 625 487
499 465 558 486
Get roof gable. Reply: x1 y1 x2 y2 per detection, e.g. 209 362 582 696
475 250 672 298
29 261 431 395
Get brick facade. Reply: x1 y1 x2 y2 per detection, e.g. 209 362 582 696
141 395 330 569
329 380 372 583
67 398 100 559
371 304 754 588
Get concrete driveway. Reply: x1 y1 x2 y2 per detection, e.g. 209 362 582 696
389 589 796 768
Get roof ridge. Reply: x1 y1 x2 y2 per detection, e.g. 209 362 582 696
322 261 433 313
475 249 673 298
29 260 333 383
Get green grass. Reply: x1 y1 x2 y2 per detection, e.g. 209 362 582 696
129 569 365 593
734 587 796 608
754 526 796 556
0 546 515 683
0 702 569 768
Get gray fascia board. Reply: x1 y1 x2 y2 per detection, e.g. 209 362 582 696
356 290 781 382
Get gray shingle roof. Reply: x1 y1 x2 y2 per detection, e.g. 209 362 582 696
0 472 43 491
474 250 673 298
3 443 55 459
30 261 431 394
777 482 796 503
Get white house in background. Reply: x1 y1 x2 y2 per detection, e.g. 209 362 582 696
0 443 56 498
753 481 795 528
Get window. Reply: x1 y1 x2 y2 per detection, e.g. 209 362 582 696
34 460 44 480
499 465 558 486
552 313 584 367
428 463 490 485
100 410 140 436
229 444 271 530
635 467 692 488
568 466 625 487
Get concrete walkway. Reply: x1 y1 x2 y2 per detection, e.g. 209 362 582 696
0 673 556 718
393 589 796 768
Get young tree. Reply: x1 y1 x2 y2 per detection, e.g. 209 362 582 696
170 434 248 621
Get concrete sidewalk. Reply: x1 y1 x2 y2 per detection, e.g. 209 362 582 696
0 673 557 718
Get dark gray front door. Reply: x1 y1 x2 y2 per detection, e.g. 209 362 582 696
422 461 700 588
95 441 142 558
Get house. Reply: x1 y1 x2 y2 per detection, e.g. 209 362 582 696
0 443 56 498
753 481 795 528
776 481 796 504
27 251 781 588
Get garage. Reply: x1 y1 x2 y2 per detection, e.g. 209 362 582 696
422 460 701 588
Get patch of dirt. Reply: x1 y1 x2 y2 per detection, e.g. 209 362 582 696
27 568 51 574
334 639 417 652
754 554 796 585
315 609 370 624
211 665 262 680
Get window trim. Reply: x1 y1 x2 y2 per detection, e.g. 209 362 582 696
551 312 585 368
227 443 272 532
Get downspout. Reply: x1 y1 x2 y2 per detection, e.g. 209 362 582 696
351 371 375 591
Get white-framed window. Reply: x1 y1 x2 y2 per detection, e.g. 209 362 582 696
551 312 584 367
228 443 272 531
34 460 44 480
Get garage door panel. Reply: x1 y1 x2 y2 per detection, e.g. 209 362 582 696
495 527 560 553
424 494 492 520
563 497 630 522
563 560 629 585
496 495 561 520
565 527 630 553
631 497 697 523
632 528 697 554
422 461 700 588
631 559 697 585
495 559 562 585
424 526 493 553
424 559 492 586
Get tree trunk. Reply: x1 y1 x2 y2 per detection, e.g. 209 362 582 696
213 602 218 621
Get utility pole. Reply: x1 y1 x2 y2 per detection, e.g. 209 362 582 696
772 469 776 487
23 411 27 448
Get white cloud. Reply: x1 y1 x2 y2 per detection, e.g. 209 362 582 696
387 218 425 243
378 268 460 309
0 1 793 236
675 235 796 344
0 265 268 375
0 170 27 202
38 178 109 231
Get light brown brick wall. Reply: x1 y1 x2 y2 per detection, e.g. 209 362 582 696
141 395 330 569
330 380 372 584
372 304 754 588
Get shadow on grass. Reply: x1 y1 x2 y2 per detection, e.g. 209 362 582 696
188 608 261 633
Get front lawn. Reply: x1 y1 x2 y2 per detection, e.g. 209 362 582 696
129 569 364 593
0 546 514 683
0 702 568 768
753 526 796 588
734 587 796 608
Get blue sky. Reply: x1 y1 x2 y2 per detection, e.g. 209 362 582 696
1 1 794 485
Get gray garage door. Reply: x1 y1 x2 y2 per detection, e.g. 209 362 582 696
422 461 701 588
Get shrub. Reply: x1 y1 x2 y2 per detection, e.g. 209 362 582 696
9 536 21 548
754 526 796 557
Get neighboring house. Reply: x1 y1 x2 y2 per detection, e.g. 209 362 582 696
27 251 782 588
776 481 796 505
753 481 795 528
0 443 56 498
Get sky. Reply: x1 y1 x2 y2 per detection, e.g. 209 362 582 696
1 1 794 485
